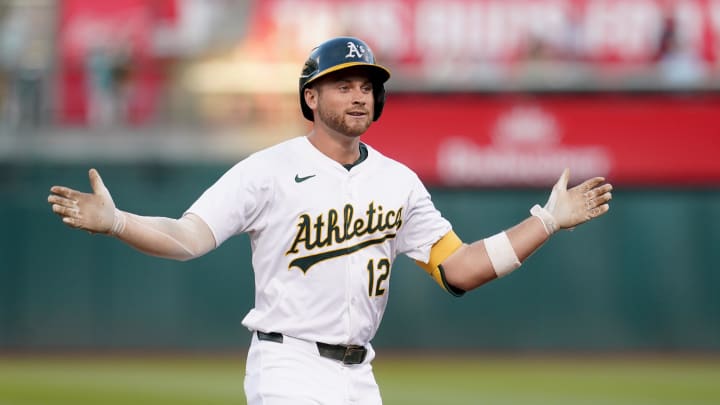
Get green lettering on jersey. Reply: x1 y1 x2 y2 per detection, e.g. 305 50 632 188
285 202 403 273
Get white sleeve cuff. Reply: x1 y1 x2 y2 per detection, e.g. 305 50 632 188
530 204 559 235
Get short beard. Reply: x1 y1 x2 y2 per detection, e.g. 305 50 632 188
317 106 371 137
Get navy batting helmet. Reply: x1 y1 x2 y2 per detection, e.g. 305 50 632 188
299 37 391 122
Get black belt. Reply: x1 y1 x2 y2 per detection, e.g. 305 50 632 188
256 331 367 365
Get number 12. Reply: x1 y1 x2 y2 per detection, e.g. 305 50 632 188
366 258 391 297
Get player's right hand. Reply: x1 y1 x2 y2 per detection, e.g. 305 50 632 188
48 168 116 234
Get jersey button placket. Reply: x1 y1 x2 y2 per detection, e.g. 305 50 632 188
343 179 355 342
348 177 365 342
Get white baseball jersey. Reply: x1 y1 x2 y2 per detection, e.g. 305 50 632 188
186 136 452 346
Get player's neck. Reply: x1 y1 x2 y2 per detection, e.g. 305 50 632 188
306 129 361 166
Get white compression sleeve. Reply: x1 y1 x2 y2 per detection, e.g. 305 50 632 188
110 211 216 261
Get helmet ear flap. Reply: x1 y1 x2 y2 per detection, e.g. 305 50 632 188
373 82 386 122
302 59 318 78
300 58 319 121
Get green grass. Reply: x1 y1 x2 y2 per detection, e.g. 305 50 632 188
1 354 719 404
375 355 720 405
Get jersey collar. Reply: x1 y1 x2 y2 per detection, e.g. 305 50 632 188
342 143 368 171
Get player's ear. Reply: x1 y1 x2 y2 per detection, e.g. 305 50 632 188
304 87 318 111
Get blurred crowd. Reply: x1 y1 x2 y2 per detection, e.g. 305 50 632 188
0 1 55 129
0 0 717 132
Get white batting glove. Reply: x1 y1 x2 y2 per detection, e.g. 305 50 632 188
48 168 123 235
531 168 613 235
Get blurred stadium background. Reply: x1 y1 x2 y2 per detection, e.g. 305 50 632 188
1 0 719 404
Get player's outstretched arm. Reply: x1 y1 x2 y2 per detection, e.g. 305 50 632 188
48 168 216 261
442 168 612 292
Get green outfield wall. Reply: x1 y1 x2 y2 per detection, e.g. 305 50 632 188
1 163 718 351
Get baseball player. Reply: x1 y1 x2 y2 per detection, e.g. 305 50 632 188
48 37 612 404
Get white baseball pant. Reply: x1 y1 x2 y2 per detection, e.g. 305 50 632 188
244 332 382 405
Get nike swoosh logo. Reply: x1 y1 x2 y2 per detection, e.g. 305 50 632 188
295 174 316 183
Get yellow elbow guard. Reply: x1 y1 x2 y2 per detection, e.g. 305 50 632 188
415 230 465 297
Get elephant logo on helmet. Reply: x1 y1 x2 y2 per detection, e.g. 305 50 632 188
345 41 366 59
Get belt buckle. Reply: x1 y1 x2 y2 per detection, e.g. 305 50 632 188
342 345 367 365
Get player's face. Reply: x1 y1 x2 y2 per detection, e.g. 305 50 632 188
313 71 375 137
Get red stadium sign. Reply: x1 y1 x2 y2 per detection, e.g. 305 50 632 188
247 0 720 65
363 94 720 187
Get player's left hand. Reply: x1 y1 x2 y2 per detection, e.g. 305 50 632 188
544 168 613 231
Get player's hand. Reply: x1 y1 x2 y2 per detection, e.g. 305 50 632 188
48 168 116 234
544 168 613 230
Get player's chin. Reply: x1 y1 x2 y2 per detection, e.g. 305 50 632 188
344 115 371 136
